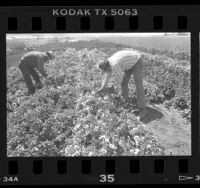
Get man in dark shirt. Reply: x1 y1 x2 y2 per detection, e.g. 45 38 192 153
18 51 55 95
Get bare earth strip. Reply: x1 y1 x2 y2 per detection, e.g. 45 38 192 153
144 104 191 155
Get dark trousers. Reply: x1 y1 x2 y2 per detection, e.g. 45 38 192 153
18 61 41 94
121 58 146 109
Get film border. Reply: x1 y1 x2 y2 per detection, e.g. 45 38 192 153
0 5 199 185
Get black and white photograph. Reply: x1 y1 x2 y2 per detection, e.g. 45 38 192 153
6 33 191 157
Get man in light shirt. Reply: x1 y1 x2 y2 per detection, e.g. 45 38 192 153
97 50 147 119
18 51 55 95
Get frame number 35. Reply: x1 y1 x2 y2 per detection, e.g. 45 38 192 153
99 174 115 183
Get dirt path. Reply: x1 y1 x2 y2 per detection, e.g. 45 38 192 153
141 104 191 155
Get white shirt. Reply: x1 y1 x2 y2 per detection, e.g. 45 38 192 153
108 50 141 86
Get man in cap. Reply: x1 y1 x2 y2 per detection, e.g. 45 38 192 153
18 50 55 95
97 50 147 120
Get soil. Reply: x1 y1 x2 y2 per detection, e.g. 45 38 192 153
140 104 191 155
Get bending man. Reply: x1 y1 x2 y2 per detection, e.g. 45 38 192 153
97 50 147 119
18 51 54 95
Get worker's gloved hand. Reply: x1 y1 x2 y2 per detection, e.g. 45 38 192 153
46 75 55 81
44 75 56 85
35 82 43 89
96 88 105 95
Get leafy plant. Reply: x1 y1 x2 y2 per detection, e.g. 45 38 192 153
7 41 190 157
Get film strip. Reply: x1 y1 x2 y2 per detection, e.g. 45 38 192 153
0 5 199 185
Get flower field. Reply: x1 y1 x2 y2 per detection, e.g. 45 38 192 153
7 39 191 156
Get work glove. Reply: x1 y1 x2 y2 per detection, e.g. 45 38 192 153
46 75 55 81
35 82 43 89
95 88 105 95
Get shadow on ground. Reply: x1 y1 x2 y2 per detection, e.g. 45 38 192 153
134 105 164 124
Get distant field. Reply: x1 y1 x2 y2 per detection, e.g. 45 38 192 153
98 35 190 53
6 37 70 68
6 35 190 68
7 35 190 53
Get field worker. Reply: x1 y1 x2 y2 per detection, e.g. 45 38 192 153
97 50 148 119
18 51 55 95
